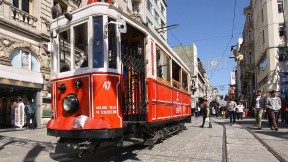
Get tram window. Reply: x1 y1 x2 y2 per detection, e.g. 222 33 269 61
93 16 104 68
74 22 88 69
156 48 170 82
108 18 117 69
59 29 71 73
182 71 188 90
172 60 180 88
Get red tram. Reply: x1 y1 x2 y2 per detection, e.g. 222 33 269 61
47 1 191 153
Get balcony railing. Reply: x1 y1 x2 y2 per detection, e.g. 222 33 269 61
0 1 38 28
10 6 38 28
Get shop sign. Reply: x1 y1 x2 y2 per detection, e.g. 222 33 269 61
15 103 25 128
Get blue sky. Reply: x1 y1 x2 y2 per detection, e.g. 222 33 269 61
166 0 250 95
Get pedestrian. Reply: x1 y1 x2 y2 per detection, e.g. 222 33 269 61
266 90 281 131
194 104 199 117
10 99 17 127
226 97 237 125
252 90 265 129
200 99 212 128
221 106 226 118
215 105 219 118
281 97 288 123
236 101 244 120
24 100 36 130
197 105 200 117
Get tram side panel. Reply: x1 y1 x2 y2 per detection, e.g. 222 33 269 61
147 78 191 123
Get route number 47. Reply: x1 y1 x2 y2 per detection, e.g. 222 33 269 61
103 81 111 90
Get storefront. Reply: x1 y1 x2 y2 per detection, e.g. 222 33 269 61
0 65 43 128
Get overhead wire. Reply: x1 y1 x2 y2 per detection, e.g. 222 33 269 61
209 0 237 79
167 0 239 82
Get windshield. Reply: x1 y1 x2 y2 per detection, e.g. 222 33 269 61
58 22 88 73
93 16 104 68
59 29 71 73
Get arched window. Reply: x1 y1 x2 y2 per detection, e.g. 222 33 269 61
10 49 40 72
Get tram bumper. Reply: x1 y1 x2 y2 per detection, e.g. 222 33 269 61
47 116 123 139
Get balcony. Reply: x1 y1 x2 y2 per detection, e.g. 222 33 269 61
243 65 255 74
10 6 38 28
0 1 38 28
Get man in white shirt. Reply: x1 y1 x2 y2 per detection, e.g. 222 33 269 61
253 90 265 129
226 97 237 125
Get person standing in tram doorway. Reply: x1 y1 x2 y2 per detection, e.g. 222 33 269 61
24 100 36 130
200 99 212 128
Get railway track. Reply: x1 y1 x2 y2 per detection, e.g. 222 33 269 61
244 127 288 162
219 120 287 162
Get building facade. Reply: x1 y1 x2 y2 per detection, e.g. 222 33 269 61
0 0 79 128
239 0 286 105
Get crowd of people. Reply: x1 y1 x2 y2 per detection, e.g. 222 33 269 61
194 89 286 131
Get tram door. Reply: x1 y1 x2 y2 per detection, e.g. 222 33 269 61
121 25 147 123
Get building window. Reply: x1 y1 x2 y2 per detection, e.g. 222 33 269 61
154 0 158 7
10 49 40 72
161 4 165 16
262 9 264 22
262 31 265 44
146 0 152 13
248 30 252 41
13 0 29 13
247 12 251 22
156 47 170 82
248 52 252 65
278 1 284 13
259 56 267 72
161 20 165 28
147 17 153 26
279 47 288 61
279 23 285 37
154 10 159 24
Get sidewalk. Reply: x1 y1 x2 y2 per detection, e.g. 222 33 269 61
0 128 26 133
211 116 288 162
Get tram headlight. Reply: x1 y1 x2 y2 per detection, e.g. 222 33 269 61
62 94 79 113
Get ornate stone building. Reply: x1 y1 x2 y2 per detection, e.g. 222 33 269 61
0 0 78 128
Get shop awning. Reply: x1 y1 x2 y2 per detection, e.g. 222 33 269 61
0 65 44 88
